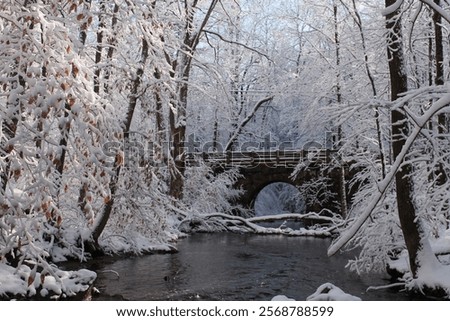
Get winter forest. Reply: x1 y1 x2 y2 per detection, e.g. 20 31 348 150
2 0 450 300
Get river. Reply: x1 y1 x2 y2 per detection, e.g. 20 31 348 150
88 233 415 301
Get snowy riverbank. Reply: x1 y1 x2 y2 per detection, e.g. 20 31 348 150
0 263 96 300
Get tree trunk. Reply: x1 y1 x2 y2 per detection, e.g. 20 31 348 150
1 4 30 193
225 96 274 152
1 75 23 192
433 0 447 185
167 0 219 200
212 109 219 151
91 38 149 245
103 3 120 94
333 1 342 142
385 0 422 277
168 92 186 200
332 2 348 218
350 0 386 178
79 2 119 216
94 1 106 96
54 106 70 197
433 0 444 88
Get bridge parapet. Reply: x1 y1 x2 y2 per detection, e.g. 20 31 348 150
186 149 335 168
186 149 348 216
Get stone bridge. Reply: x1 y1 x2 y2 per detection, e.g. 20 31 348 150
187 149 350 216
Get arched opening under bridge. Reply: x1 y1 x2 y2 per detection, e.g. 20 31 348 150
254 182 306 216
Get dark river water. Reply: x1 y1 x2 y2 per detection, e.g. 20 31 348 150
88 233 414 301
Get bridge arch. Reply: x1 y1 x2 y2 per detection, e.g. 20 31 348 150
254 182 305 216
234 164 343 215
246 178 297 210
195 149 349 216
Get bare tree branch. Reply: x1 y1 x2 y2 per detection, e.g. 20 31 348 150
204 29 272 61
225 96 274 151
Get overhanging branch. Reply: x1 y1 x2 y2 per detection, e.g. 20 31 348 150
225 96 274 151
204 30 272 61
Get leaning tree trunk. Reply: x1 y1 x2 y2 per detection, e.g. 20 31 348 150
90 38 149 246
385 0 423 277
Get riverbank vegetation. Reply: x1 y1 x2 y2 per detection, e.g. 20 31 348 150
2 0 450 299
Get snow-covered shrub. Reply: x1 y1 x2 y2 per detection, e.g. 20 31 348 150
0 262 96 300
345 180 404 273
97 165 177 255
329 86 450 279
183 162 244 215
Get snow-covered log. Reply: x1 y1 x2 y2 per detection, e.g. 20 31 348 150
178 211 343 237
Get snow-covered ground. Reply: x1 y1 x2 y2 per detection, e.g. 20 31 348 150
387 233 450 297
0 263 96 300
271 283 361 301
306 283 361 301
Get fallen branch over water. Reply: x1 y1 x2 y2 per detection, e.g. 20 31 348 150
248 211 342 225
178 211 344 237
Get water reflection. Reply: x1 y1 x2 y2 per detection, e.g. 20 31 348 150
92 233 413 301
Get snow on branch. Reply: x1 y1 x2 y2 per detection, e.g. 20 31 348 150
419 0 450 23
204 30 272 61
328 91 450 256
190 0 220 50
381 0 404 16
248 212 342 225
225 96 274 151
179 211 343 237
